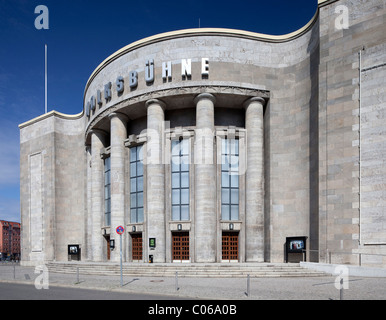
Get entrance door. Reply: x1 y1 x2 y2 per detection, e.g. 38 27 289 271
172 232 189 261
222 232 239 261
131 233 143 261
105 235 111 261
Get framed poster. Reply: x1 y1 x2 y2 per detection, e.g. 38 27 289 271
68 244 79 255
285 236 307 262
149 238 156 249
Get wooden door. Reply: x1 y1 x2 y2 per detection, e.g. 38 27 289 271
222 232 239 261
105 235 111 261
172 232 189 261
131 233 143 261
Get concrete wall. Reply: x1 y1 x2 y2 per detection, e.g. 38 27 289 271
20 113 84 265
318 0 386 266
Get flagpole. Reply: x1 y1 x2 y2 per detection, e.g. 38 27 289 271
45 44 47 114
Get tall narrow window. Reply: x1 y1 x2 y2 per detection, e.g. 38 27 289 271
104 157 111 226
130 145 144 223
171 138 189 221
221 138 239 220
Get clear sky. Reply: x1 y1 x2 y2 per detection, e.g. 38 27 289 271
0 0 317 223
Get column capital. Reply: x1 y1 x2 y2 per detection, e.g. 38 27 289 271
108 112 129 122
89 128 108 137
243 97 265 109
194 93 216 105
145 99 166 110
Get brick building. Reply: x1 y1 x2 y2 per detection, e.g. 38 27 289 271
19 0 386 267
0 220 21 261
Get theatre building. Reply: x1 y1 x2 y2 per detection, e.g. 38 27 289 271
19 0 386 267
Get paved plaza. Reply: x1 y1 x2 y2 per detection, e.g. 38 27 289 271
0 263 385 300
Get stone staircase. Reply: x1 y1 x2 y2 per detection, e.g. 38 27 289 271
47 262 328 278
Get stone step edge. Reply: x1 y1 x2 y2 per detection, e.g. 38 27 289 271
46 262 328 277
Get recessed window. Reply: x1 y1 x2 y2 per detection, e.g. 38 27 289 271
104 157 111 226
171 139 190 221
221 138 239 221
130 145 144 223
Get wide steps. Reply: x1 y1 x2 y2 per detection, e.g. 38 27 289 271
47 262 327 278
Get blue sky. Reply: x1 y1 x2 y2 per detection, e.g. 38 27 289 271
0 0 317 223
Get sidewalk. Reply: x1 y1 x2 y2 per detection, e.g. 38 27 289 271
0 263 385 300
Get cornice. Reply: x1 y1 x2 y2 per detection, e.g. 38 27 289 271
83 9 319 102
19 110 83 129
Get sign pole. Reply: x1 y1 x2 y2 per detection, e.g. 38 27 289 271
120 233 123 287
116 225 124 287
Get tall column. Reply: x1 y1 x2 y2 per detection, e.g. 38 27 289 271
146 99 166 263
194 93 217 262
85 145 92 261
244 97 265 262
109 112 128 262
90 129 106 262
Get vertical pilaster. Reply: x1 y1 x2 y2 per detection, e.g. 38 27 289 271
146 99 166 263
194 93 217 262
90 129 106 262
244 97 265 262
109 112 128 262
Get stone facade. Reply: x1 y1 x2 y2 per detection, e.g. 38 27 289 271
318 0 386 266
19 0 386 267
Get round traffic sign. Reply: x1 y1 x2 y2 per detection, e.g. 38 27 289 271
116 225 124 235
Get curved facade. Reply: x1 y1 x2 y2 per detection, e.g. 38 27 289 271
20 0 386 267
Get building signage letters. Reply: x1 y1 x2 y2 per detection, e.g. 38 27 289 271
86 58 210 119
